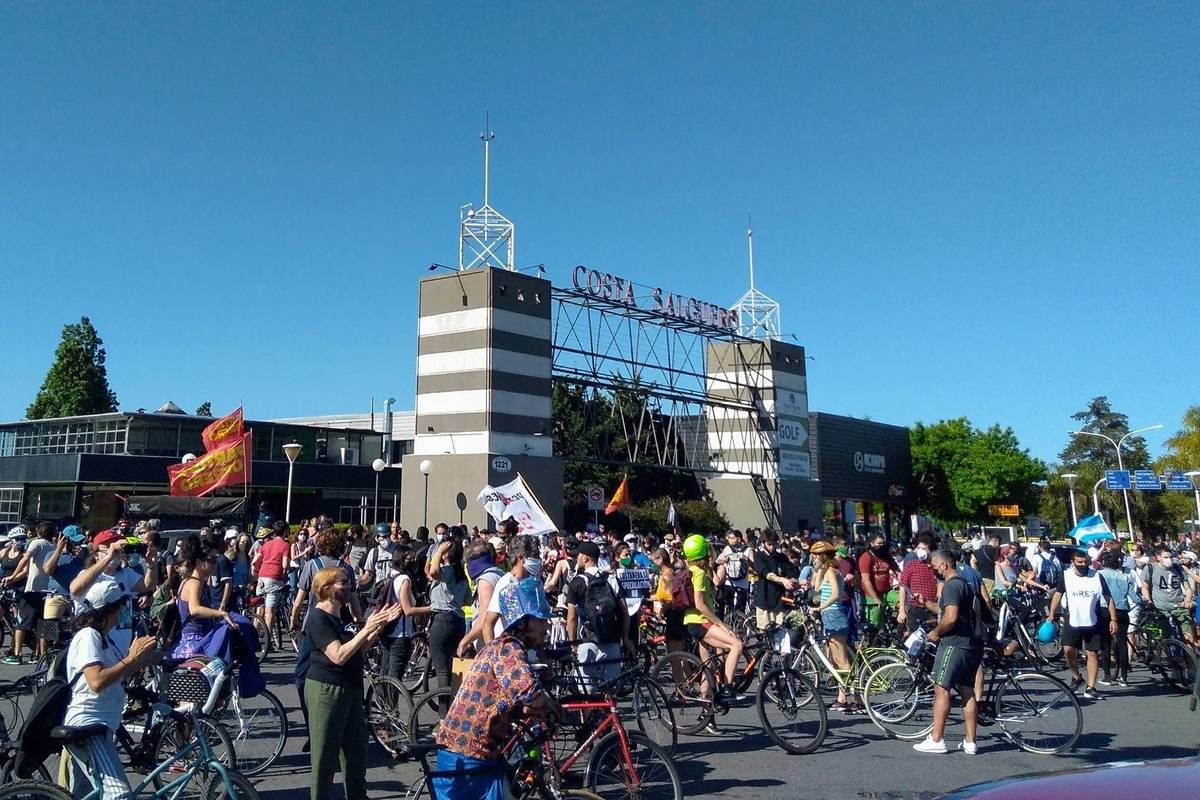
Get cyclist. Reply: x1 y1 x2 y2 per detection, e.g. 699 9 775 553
715 530 752 621
1140 546 1195 647
4 521 56 665
681 533 744 706
811 540 858 713
63 580 162 800
381 545 432 681
433 577 559 800
858 533 899 629
752 529 798 630
172 538 236 659
898 535 938 634
70 529 159 655
1048 550 1118 700
250 520 291 640
565 541 631 690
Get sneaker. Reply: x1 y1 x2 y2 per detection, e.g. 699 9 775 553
0 655 21 666
703 721 720 735
957 740 978 755
843 703 866 716
1082 687 1099 700
913 736 948 754
1069 676 1084 691
829 702 847 713
1098 677 1114 686
1116 678 1129 687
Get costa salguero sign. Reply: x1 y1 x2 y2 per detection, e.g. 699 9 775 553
571 265 740 332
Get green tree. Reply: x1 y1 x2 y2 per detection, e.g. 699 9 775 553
27 317 118 419
629 497 729 536
1155 405 1200 534
1059 396 1151 469
910 418 1045 527
195 401 213 417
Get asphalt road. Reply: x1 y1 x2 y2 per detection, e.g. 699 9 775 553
6 656 1198 800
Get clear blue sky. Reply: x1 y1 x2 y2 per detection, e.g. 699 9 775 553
2 3 1196 464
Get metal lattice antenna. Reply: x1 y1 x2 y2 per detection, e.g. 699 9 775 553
732 215 781 339
458 114 516 271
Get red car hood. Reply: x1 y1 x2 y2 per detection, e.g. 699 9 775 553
940 757 1200 799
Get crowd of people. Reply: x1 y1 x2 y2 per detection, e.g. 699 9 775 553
1 512 1198 799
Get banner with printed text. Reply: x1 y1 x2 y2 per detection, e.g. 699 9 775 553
477 474 557 536
169 431 253 497
201 406 244 452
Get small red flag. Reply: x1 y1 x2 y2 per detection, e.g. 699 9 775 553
605 475 630 515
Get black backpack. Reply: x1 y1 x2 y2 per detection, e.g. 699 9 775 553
16 670 80 778
946 576 992 642
580 573 622 644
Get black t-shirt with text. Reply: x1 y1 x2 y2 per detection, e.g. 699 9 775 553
305 607 364 685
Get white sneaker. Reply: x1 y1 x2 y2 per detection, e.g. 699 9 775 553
958 740 978 755
913 736 948 754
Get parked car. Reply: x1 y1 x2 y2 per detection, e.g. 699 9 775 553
939 757 1200 799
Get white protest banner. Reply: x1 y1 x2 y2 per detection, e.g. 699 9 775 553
477 473 558 536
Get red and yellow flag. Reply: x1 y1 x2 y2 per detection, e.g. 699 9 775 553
201 406 244 452
604 475 630 515
169 431 253 497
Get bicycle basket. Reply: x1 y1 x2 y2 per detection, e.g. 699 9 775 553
163 658 230 707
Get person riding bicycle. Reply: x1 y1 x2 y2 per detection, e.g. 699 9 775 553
70 529 159 655
565 541 632 690
433 577 559 800
715 530 752 621
681 533 744 709
171 538 236 659
810 540 859 713
250 521 291 642
858 534 899 629
1048 549 1118 700
1141 546 1196 647
62 580 163 800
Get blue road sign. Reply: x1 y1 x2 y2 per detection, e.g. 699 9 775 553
1165 471 1195 491
1105 469 1132 490
1134 470 1161 491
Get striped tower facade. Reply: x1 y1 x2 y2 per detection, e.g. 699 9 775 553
400 269 562 531
704 339 822 531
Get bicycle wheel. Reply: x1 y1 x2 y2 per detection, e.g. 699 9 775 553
367 675 415 757
862 661 935 740
203 767 263 799
995 671 1082 754
408 687 455 743
756 667 827 755
853 647 904 689
215 687 288 776
0 692 24 741
585 730 682 800
1162 638 1197 688
648 651 715 736
403 637 432 692
0 781 71 800
627 673 677 754
151 714 238 800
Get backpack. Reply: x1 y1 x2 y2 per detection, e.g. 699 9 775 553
667 567 695 612
1037 554 1062 586
724 547 746 580
369 569 395 612
16 670 81 778
946 576 992 642
579 573 622 644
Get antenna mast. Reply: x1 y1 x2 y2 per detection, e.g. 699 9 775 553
731 215 781 339
458 113 516 271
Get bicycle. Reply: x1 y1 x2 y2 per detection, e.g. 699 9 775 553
405 737 603 800
993 588 1060 665
1131 606 1197 688
365 673 414 758
785 607 905 710
246 584 298 660
1 704 258 800
865 642 1083 754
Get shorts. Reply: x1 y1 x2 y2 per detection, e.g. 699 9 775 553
864 591 898 627
257 578 286 608
1167 607 1195 635
981 578 996 598
43 595 71 621
664 609 686 642
932 643 983 690
821 605 850 635
756 607 786 630
1062 623 1102 652
16 592 46 632
685 622 711 642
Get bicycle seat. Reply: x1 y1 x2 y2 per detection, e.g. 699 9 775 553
405 742 440 760
558 692 611 706
50 723 109 745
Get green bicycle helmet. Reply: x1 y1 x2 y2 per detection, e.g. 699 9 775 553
371 522 390 537
682 533 709 561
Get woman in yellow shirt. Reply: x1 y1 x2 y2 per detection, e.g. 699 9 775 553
681 534 743 700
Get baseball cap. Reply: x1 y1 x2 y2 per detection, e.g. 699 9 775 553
224 528 239 541
62 525 85 544
82 580 125 613
93 529 124 547
1184 551 1198 561
576 541 601 561
623 534 638 545
488 535 506 551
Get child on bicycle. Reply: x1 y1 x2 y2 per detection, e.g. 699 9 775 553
63 580 163 800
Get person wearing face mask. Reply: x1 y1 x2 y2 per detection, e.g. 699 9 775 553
1029 537 1063 587
898 534 938 634
425 537 469 692
69 528 159 655
478 534 541 645
455 539 506 657
380 546 432 681
566 541 632 689
911 550 985 755
613 542 651 650
859 535 899 628
304 567 402 800
1140 546 1196 647
290 526 314 595
1049 551 1118 700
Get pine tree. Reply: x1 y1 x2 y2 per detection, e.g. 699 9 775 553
195 401 213 417
26 317 119 419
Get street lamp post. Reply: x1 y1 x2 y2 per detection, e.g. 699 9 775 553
1069 424 1162 540
282 443 302 524
1091 477 1105 517
1061 473 1079 527
419 459 433 528
1186 471 1200 536
372 458 386 524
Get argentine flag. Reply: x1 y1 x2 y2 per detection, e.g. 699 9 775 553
1068 514 1113 542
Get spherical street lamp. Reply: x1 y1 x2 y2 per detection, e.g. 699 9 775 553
372 458 386 524
419 460 433 528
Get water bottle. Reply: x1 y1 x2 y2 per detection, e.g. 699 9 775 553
199 658 228 715
905 629 926 659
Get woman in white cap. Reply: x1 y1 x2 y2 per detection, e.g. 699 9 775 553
62 580 162 800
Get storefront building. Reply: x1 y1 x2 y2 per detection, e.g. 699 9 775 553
0 412 399 530
808 412 913 540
